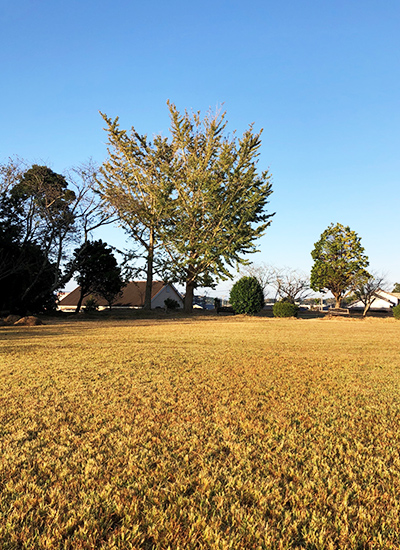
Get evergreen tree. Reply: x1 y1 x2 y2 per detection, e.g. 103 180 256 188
0 191 57 313
230 276 265 315
69 240 124 313
310 223 370 308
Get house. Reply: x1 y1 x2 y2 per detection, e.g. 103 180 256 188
348 289 400 312
58 281 183 312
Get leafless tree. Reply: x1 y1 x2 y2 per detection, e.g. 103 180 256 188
271 267 310 303
353 272 387 317
67 159 119 244
239 262 275 294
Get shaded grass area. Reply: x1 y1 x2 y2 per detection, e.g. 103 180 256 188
1 317 400 549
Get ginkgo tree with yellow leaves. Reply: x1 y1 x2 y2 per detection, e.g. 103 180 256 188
310 223 370 308
99 102 274 313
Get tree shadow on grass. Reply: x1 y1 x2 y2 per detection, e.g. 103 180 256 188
0 324 83 344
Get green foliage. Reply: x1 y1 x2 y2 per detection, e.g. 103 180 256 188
0 159 115 314
12 165 76 260
100 102 274 313
0 191 57 314
0 161 84 313
83 296 99 312
230 276 264 314
14 164 75 211
273 300 299 317
342 293 357 306
99 113 173 311
310 223 370 308
164 298 180 310
392 283 400 293
70 240 124 313
393 305 400 319
165 102 274 312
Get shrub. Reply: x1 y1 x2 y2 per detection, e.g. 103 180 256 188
164 298 180 310
229 276 264 315
83 296 99 312
273 300 299 318
393 305 400 320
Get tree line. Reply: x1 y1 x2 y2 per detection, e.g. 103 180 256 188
0 159 124 314
0 102 274 314
2 101 396 317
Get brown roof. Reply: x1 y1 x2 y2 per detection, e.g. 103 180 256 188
59 281 166 307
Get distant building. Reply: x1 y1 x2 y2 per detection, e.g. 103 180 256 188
58 281 183 311
348 289 400 312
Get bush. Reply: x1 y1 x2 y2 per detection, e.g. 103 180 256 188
273 300 299 318
83 296 99 312
393 305 400 320
229 276 264 315
164 298 180 310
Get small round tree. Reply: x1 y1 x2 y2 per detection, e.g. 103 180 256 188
230 276 264 315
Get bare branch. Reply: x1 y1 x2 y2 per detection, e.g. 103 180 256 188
270 267 310 303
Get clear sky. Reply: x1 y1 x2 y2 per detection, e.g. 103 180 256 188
1 0 399 298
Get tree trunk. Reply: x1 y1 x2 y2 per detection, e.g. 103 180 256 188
334 295 342 308
363 296 377 317
184 281 195 313
184 264 196 314
75 288 85 314
143 228 154 311
362 300 372 317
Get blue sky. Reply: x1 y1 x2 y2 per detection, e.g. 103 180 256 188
1 0 399 298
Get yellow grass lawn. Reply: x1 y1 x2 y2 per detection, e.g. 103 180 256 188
1 316 400 549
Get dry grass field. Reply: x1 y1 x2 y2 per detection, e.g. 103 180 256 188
1 315 400 549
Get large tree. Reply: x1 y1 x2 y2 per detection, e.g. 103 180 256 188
98 103 274 313
98 114 173 310
310 223 370 308
166 102 274 312
4 163 78 304
0 190 57 313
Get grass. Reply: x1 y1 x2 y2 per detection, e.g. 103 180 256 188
1 315 400 549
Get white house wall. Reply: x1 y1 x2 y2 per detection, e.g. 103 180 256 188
350 296 397 310
151 285 183 309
